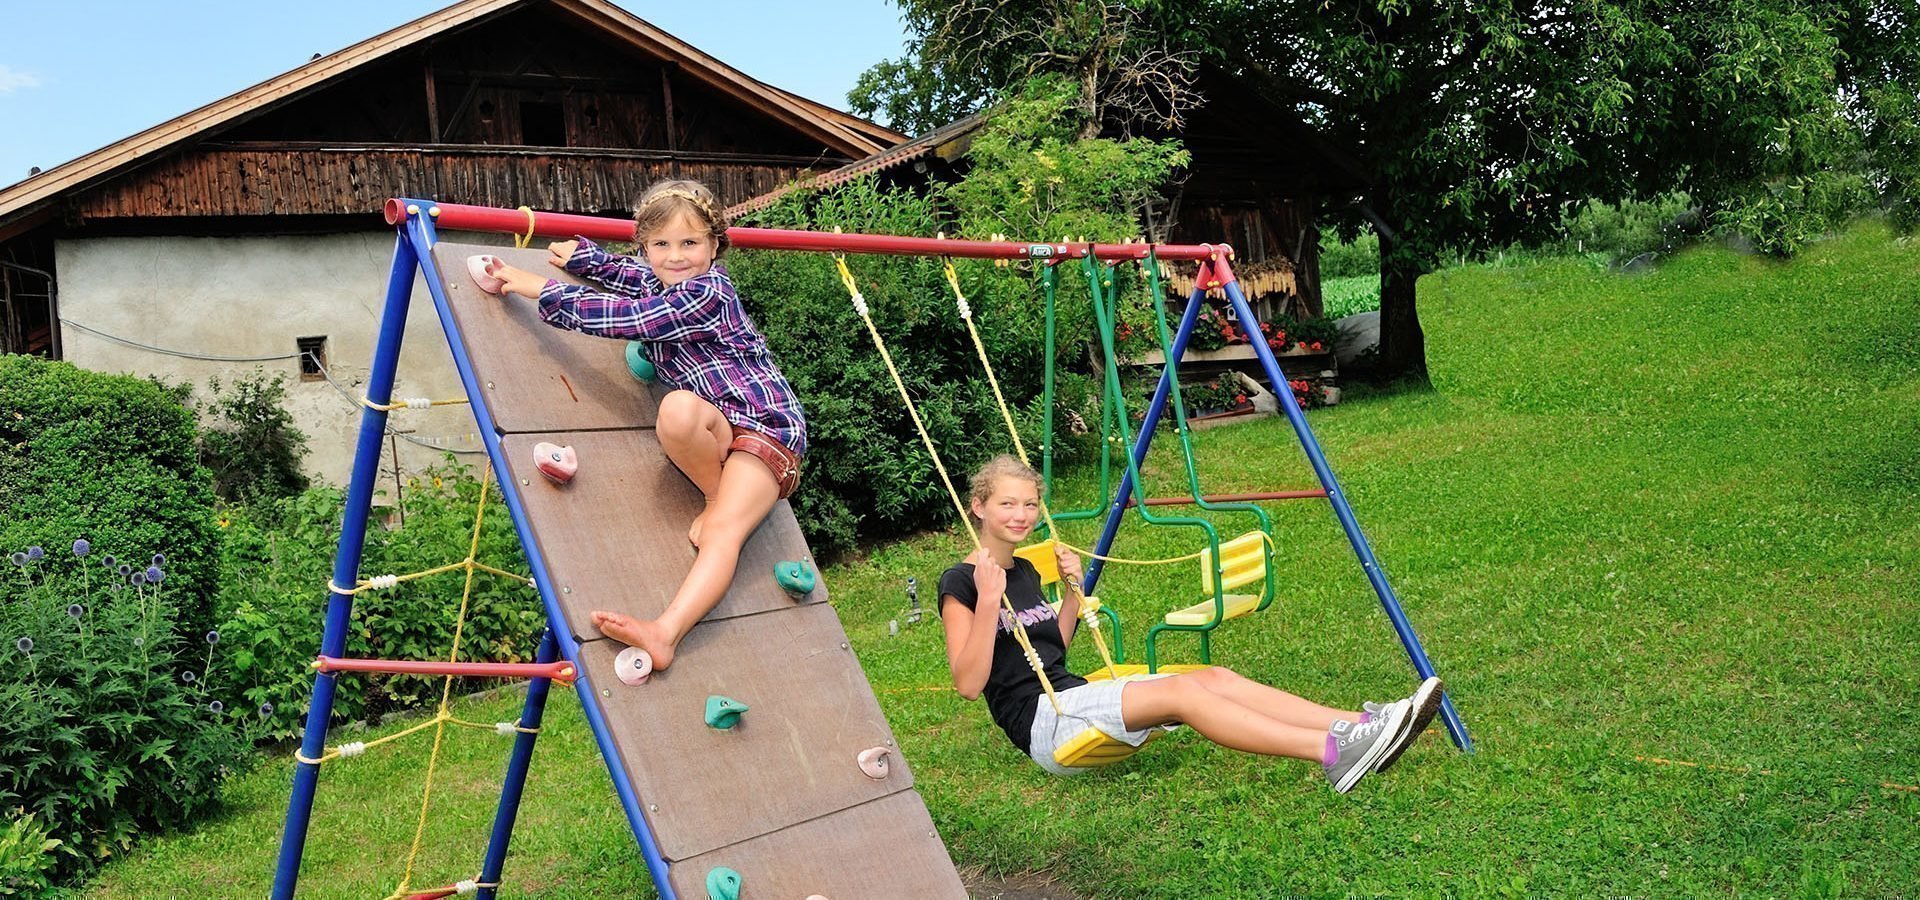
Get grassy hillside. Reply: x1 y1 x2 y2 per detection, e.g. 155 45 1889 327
83 222 1919 898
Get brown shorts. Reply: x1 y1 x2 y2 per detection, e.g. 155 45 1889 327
728 426 802 499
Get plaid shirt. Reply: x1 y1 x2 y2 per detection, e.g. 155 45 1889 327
536 239 807 456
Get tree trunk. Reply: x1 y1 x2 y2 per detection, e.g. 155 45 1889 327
1375 245 1429 384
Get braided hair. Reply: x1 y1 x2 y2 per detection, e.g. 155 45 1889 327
633 179 730 257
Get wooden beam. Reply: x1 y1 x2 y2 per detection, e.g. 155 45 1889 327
424 52 441 142
661 65 678 176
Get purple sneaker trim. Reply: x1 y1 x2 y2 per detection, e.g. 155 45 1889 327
1323 733 1339 767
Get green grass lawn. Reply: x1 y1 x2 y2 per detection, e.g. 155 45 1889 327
82 221 1920 898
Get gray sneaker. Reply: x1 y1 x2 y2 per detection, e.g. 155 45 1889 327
1324 700 1409 793
1370 676 1444 774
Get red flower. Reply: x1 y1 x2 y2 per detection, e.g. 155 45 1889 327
1234 393 1248 404
1309 341 1324 352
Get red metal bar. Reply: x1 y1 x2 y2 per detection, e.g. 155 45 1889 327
386 198 1233 263
314 655 577 684
1124 489 1327 508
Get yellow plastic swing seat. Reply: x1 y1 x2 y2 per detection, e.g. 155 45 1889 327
1163 531 1271 626
1082 662 1210 682
1163 593 1262 626
1054 726 1161 768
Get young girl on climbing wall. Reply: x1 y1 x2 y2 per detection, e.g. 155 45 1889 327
469 179 805 672
939 455 1443 791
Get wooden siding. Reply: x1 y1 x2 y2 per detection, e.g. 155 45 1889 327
74 146 839 220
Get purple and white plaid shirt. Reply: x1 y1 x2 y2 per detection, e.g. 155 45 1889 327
536 239 807 457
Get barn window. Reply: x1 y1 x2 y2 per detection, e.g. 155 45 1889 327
297 336 328 382
521 101 565 146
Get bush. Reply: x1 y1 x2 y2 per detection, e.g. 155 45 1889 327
0 815 60 898
1320 274 1382 319
195 369 310 504
1319 231 1380 279
1 542 247 886
733 77 1184 554
0 355 222 635
211 463 542 741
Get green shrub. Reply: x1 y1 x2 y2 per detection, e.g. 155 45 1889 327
1 543 247 886
0 356 222 635
211 463 542 740
1320 275 1383 319
195 369 310 504
0 815 60 898
1319 231 1380 279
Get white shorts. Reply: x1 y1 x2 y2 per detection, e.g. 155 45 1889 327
1027 673 1177 776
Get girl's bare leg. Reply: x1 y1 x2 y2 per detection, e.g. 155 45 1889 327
1118 673 1328 761
654 390 734 546
592 452 780 670
1184 666 1357 730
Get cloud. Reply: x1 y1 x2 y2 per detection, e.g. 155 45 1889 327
0 65 42 93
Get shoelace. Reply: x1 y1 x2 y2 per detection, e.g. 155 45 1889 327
1337 715 1391 750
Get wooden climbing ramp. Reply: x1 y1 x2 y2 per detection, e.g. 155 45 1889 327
430 242 967 898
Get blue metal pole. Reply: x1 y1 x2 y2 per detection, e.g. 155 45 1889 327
399 200 679 897
475 628 560 900
272 232 420 900
1082 284 1209 595
1220 279 1472 752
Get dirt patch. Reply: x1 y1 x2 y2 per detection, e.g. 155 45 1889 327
961 868 1089 900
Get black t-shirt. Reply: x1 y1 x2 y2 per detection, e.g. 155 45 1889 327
938 557 1088 754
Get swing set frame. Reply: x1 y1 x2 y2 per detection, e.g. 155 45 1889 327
271 198 1470 900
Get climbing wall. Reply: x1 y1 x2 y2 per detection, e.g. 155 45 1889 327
429 243 967 899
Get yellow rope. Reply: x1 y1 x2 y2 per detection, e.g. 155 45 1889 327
943 258 1118 679
834 254 1061 714
391 465 497 897
326 559 533 596
360 395 471 412
513 206 536 249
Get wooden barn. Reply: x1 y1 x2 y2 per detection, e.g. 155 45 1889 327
0 0 898 484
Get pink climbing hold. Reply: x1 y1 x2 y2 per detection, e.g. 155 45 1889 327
614 645 653 686
533 442 578 484
856 746 891 780
466 254 507 294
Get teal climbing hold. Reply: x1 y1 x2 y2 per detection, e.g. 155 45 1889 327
704 695 749 730
705 866 743 900
774 560 816 596
625 340 656 382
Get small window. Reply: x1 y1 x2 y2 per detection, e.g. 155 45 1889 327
297 336 328 382
521 101 565 146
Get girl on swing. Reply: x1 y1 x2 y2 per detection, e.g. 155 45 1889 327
939 455 1444 791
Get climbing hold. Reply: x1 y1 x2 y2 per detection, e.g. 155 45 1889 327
532 442 578 484
704 867 743 900
466 254 506 295
774 560 816 596
806 895 831 900
614 646 653 686
625 340 656 382
704 695 749 730
857 746 892 780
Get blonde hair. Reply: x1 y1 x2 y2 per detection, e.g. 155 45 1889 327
968 454 1043 518
632 179 730 257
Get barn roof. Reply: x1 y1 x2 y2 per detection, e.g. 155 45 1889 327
0 0 899 240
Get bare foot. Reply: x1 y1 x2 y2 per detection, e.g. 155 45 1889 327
591 610 678 671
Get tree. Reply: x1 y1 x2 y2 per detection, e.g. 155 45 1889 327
857 1 1920 381
850 0 1211 137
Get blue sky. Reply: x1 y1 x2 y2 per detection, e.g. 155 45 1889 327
0 1 911 189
